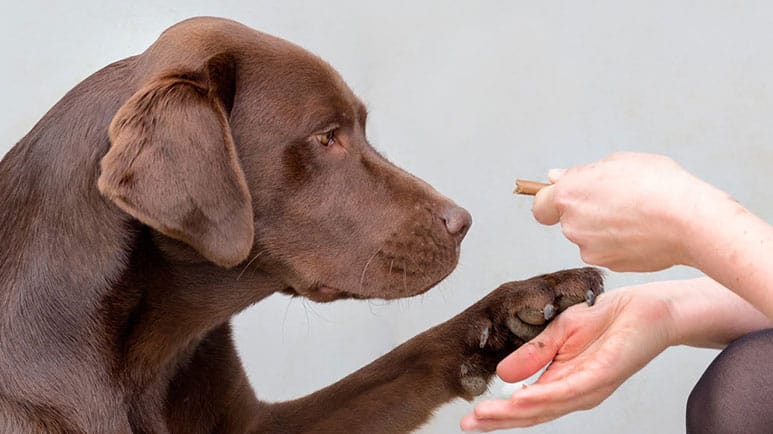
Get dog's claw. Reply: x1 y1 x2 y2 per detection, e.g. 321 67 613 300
543 303 556 321
586 290 596 306
479 326 490 349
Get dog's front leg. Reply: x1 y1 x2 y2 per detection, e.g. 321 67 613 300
252 267 603 434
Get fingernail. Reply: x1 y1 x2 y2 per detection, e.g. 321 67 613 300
547 168 566 182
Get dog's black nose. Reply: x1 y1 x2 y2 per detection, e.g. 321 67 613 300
442 206 472 238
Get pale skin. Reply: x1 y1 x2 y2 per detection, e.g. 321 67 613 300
460 152 773 432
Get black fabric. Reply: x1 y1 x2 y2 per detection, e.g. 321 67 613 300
686 328 773 434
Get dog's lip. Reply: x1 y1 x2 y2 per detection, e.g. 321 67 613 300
317 285 341 296
301 284 356 302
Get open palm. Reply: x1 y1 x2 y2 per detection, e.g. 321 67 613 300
461 288 674 431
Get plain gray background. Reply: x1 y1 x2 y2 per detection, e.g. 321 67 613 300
3 2 772 433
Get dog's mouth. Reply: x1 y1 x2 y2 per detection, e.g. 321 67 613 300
281 233 463 303
304 285 363 303
281 284 367 303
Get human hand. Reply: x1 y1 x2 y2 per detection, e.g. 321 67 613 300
460 286 674 432
531 152 729 272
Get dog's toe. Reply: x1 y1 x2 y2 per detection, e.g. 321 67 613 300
460 360 489 398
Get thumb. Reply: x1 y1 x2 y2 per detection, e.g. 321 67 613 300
496 324 563 383
532 184 560 225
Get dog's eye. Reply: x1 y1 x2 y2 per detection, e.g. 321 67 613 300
317 130 336 146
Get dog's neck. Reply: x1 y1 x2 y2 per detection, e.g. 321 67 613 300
0 64 146 398
0 173 284 392
0 58 287 400
106 229 284 389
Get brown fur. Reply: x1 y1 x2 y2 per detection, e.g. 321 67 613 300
0 17 603 433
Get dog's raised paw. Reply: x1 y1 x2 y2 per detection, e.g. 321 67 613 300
496 267 603 342
454 267 604 399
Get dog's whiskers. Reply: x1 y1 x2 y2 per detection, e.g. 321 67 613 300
301 298 311 336
359 249 381 293
282 296 296 342
236 250 265 281
406 253 419 268
402 260 408 294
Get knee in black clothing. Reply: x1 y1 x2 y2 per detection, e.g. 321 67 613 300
686 328 773 434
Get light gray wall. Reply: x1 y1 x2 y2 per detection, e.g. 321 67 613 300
3 2 773 433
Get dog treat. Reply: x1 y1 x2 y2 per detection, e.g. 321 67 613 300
513 179 550 196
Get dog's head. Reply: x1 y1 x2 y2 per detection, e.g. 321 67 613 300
98 17 470 302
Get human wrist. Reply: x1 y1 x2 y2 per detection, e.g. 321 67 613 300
637 278 724 348
655 279 708 347
668 180 739 269
613 279 717 348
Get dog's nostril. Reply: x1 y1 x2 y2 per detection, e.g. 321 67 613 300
442 206 472 237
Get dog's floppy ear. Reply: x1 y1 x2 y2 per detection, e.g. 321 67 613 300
98 54 253 268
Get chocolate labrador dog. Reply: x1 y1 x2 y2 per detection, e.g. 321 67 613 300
0 17 602 434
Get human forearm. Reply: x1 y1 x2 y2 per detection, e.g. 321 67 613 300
658 277 773 348
680 196 773 319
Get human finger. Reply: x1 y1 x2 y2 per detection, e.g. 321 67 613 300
496 323 564 383
461 409 555 432
510 370 612 409
465 380 609 428
532 184 560 225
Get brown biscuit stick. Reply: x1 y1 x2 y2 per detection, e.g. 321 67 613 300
513 179 550 195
